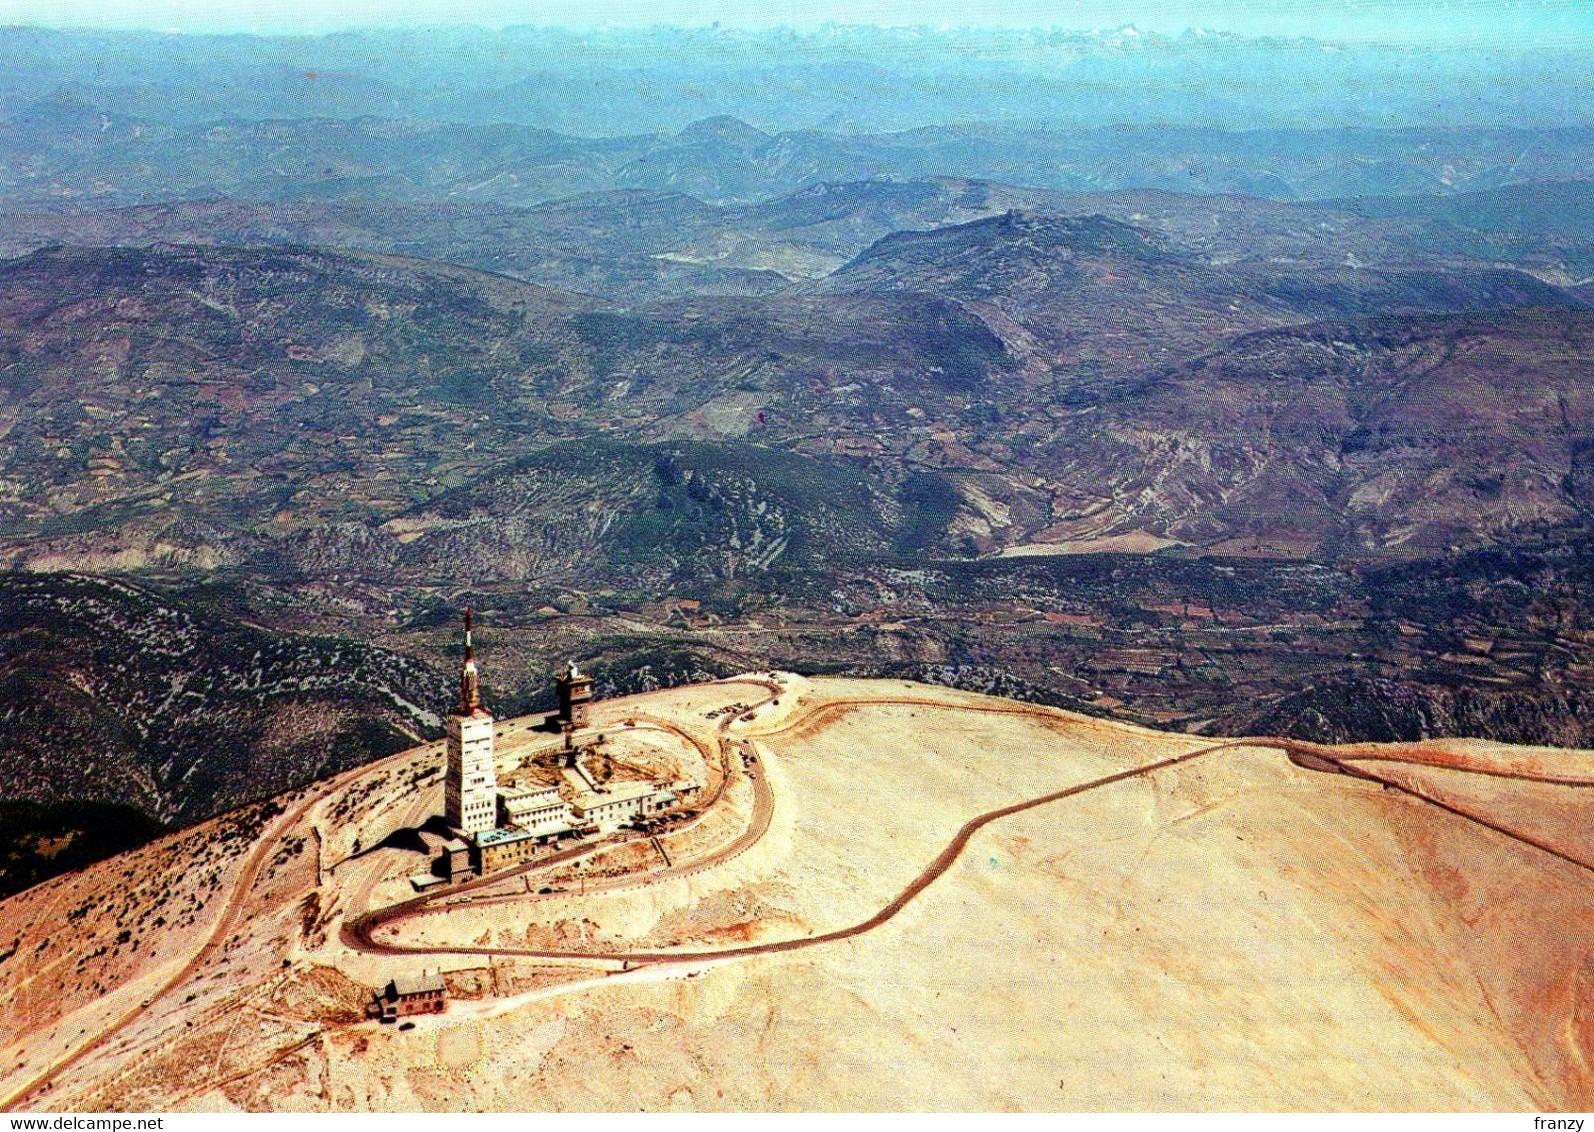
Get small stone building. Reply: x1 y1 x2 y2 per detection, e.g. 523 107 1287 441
474 826 541 873
369 973 447 1020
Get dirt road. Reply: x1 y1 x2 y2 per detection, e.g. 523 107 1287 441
342 683 783 952
345 687 1594 972
17 677 1594 1110
1 758 389 1111
348 734 1247 967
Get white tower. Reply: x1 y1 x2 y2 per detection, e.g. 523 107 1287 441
444 609 498 835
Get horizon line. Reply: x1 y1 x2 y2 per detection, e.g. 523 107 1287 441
1 9 1591 52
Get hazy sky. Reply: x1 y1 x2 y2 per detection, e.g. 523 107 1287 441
0 0 1589 48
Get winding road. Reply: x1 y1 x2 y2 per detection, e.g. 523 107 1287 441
342 680 784 955
347 734 1250 966
12 676 1594 1111
1 756 392 1111
344 688 1594 972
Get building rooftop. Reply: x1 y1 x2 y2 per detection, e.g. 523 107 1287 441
389 973 445 997
500 783 562 802
474 826 539 848
571 779 672 812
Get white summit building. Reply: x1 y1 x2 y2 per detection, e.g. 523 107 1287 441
433 610 701 882
443 609 498 835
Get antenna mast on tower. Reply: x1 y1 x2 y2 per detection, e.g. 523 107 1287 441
459 607 482 715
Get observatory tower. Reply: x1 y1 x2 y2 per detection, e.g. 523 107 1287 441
444 609 498 835
556 661 594 731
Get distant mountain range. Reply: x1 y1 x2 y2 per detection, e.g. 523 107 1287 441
5 109 1592 212
4 24 1591 135
7 177 1594 300
2 224 1584 579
